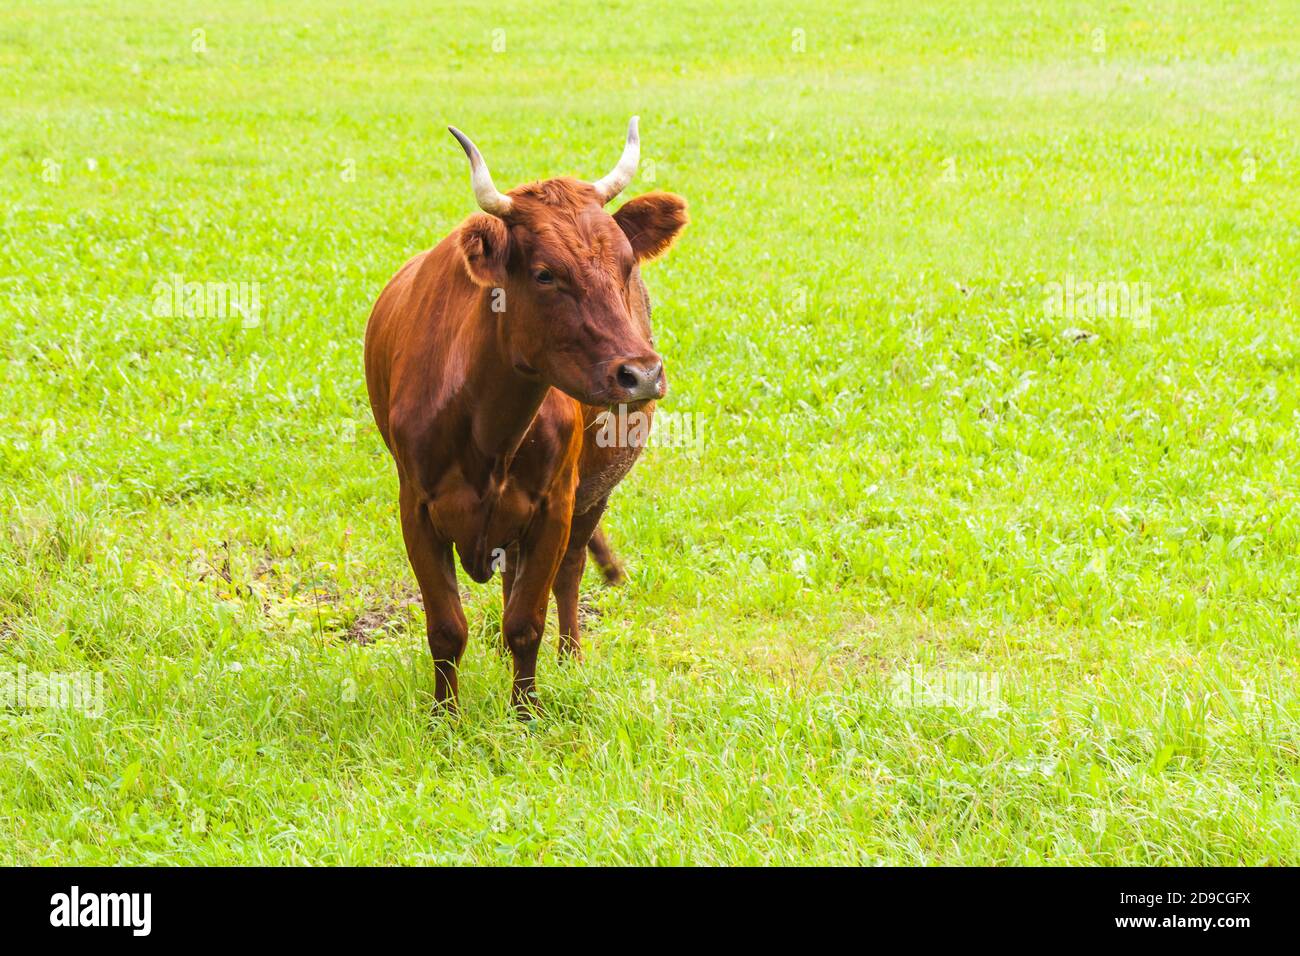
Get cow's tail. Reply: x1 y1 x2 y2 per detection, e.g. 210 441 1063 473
587 525 626 585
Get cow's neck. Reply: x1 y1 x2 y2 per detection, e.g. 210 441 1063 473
462 300 547 481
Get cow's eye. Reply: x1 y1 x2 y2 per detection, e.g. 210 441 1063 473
534 269 554 285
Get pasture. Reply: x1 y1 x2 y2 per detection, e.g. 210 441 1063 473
1 0 1297 864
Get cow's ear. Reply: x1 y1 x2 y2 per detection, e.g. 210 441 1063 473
457 213 510 286
614 192 688 261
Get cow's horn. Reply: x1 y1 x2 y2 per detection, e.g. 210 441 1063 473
591 116 640 203
448 126 513 216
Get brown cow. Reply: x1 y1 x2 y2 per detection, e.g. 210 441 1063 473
364 118 687 715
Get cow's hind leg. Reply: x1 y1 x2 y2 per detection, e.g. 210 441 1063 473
399 483 467 714
554 501 608 661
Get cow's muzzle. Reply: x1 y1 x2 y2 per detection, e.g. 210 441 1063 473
609 356 666 403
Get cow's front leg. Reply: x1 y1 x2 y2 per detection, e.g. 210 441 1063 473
502 500 572 716
552 499 609 661
498 543 519 655
399 483 467 714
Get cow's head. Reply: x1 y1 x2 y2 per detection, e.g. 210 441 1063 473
450 118 687 407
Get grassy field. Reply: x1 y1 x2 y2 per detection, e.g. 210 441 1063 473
1 0 1298 864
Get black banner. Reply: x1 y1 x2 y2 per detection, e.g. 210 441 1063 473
0 867 1289 943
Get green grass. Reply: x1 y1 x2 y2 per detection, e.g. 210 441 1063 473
2 0 1298 864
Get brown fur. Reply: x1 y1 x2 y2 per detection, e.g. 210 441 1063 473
365 170 687 715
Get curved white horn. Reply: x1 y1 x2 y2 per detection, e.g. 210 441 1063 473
591 116 640 203
448 126 513 216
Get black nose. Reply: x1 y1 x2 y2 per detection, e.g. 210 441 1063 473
615 359 664 401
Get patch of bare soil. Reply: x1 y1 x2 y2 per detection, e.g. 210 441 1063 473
345 588 421 645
